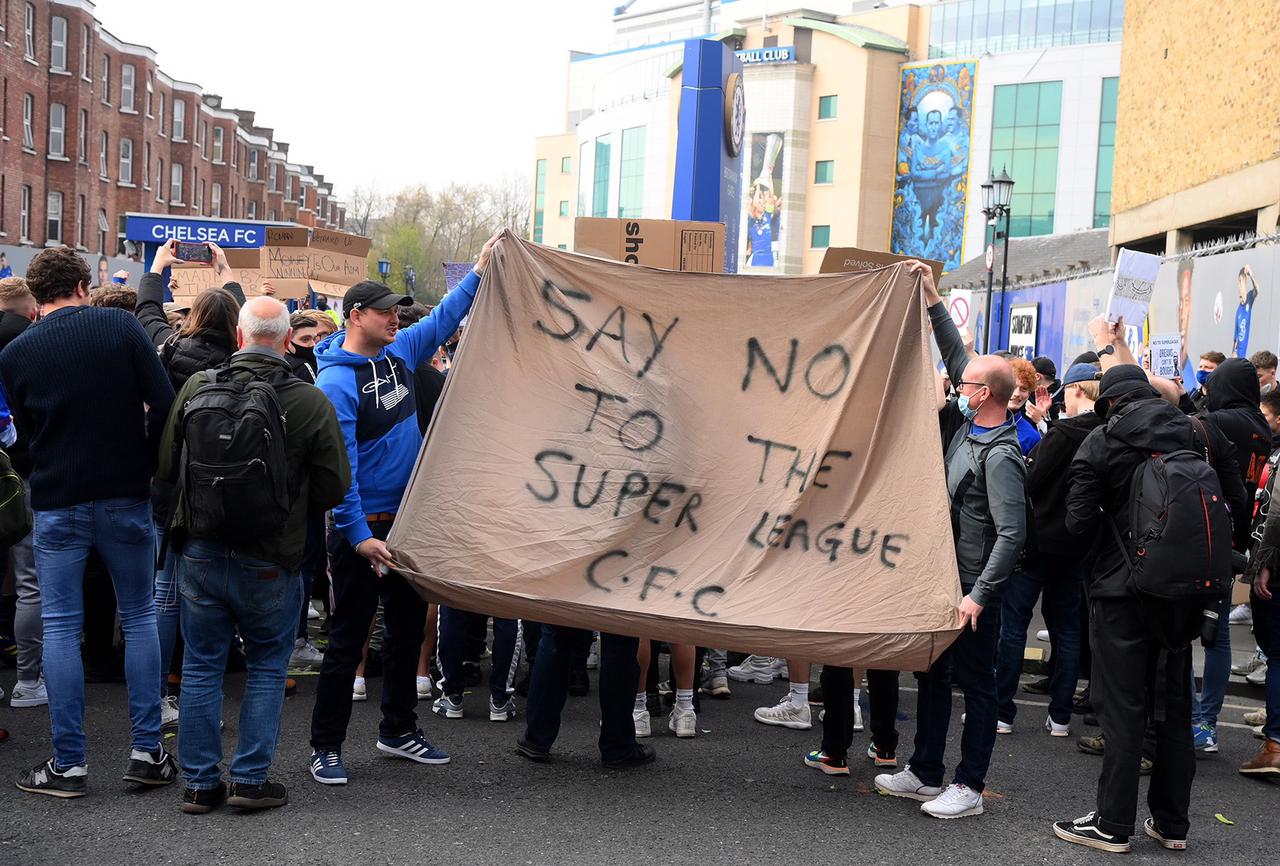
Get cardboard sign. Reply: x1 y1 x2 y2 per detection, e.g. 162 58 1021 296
1149 332 1181 378
309 228 373 288
819 247 943 286
388 234 963 670
573 218 725 274
1106 248 1162 324
1008 302 1039 360
172 248 271 298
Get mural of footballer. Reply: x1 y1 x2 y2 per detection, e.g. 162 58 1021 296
745 133 784 269
1233 263 1259 357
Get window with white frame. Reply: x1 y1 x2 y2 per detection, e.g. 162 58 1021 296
143 141 151 188
212 126 224 162
77 194 86 247
269 163 277 191
190 166 197 209
247 200 256 220
48 103 66 156
170 162 183 203
22 94 34 149
101 54 109 104
156 159 164 201
157 92 165 134
97 209 107 253
20 186 31 242
80 24 90 78
172 98 185 140
145 72 153 116
78 108 87 163
99 131 108 178
121 64 135 110
200 121 207 157
211 182 222 217
119 138 133 184
47 191 63 243
24 4 35 60
248 149 258 180
50 15 67 70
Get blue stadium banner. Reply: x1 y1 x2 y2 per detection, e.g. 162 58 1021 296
124 214 280 247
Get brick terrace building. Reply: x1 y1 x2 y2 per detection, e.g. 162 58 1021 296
0 0 346 259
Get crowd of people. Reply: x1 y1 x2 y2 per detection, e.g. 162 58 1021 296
0 243 1274 856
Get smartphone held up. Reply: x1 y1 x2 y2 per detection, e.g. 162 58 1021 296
174 241 213 264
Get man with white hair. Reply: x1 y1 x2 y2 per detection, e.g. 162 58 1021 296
155 295 349 814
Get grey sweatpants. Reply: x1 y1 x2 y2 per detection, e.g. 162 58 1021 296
10 507 40 682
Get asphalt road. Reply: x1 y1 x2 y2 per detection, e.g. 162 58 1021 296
0 653 1273 866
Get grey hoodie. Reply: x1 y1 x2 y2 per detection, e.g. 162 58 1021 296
929 302 1027 607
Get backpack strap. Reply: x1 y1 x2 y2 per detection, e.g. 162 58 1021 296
1189 416 1212 463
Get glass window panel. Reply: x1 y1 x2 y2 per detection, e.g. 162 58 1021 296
1031 214 1055 235
1036 2 1054 44
942 2 958 47
1033 151 1058 190
1008 215 1033 238
972 0 989 41
1110 0 1124 31
1013 125 1037 148
1011 149 1035 185
993 86 1017 127
1011 191 1034 215
814 160 834 184
1098 122 1115 146
1091 0 1111 35
1036 123 1060 147
1095 147 1114 189
930 11 942 55
1038 82 1062 124
990 149 1012 176
1014 85 1039 124
955 6 972 50
811 225 830 248
1032 192 1056 215
592 134 611 218
991 127 1014 149
1094 192 1111 228
1020 4 1037 49
1100 76 1119 118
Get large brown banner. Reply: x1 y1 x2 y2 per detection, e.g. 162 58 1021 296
389 233 962 669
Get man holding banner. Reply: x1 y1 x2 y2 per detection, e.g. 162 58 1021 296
874 261 1026 819
306 233 498 786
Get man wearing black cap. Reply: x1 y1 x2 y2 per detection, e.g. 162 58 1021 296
995 362 1101 738
306 233 499 786
1054 350 1247 853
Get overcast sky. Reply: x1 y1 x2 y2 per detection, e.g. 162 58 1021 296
96 1 615 203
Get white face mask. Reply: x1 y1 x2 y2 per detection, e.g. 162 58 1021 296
1262 381 1276 397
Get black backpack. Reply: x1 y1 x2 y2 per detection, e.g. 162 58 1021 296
1107 417 1232 604
178 365 292 544
0 446 31 548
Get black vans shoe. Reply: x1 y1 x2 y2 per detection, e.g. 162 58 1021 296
1143 818 1188 851
227 780 288 810
16 757 87 798
123 747 178 786
1053 812 1131 854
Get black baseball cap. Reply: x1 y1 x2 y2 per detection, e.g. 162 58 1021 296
342 280 413 318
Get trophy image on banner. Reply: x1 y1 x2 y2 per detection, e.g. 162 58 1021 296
744 133 784 269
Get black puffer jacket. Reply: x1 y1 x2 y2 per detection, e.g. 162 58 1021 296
1026 410 1104 555
1201 357 1271 521
136 272 242 390
1067 385 1247 597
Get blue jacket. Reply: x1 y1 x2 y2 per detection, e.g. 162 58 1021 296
316 270 479 546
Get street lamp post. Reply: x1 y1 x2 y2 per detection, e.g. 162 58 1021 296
979 167 1015 353
377 258 391 283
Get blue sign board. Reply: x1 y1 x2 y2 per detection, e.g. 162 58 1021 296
671 40 744 273
735 45 794 65
124 214 281 247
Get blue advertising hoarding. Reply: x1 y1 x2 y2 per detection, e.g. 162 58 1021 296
124 214 285 248
889 61 977 272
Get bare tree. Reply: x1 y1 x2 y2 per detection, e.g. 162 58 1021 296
346 183 385 237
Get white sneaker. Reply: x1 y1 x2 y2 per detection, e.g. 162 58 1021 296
874 767 943 801
416 676 433 699
997 720 1013 735
727 655 786 684
753 696 812 730
585 638 600 670
633 708 652 738
920 783 984 819
1233 653 1266 677
1045 715 1070 737
1247 662 1269 687
307 602 323 621
1036 629 1050 642
10 678 48 708
853 701 864 733
161 694 180 729
668 706 697 738
1243 708 1266 726
290 638 324 668
1228 603 1253 625
352 676 367 702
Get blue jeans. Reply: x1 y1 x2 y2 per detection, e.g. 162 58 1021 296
1258 585 1280 743
523 625 638 762
438 606 521 702
909 598 1001 792
177 539 300 789
34 498 161 768
154 528 180 697
996 557 1082 725
1191 590 1232 729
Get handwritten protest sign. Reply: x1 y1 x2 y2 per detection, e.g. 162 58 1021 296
173 228 373 300
309 228 373 288
172 248 270 298
1106 248 1162 324
388 234 963 669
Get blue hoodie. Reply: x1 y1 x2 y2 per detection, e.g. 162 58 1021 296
315 270 479 547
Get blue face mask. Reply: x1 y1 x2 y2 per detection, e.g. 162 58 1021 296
1195 369 1211 386
958 392 982 420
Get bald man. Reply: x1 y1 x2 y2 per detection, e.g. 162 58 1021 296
874 262 1027 820
156 295 349 814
